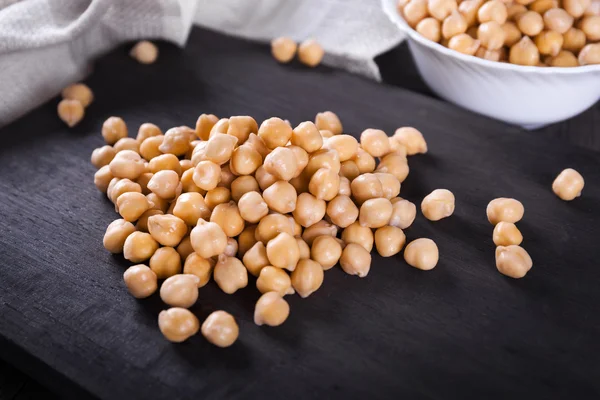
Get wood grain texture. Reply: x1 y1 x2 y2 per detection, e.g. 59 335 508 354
1 28 599 400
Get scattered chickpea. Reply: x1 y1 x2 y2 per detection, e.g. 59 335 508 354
109 150 146 180
293 192 327 228
375 226 406 257
326 195 359 228
341 221 374 252
202 311 239 347
296 237 311 260
148 170 181 200
338 176 352 197
183 253 213 287
204 187 231 210
123 264 157 298
116 192 152 222
190 219 228 258
147 214 187 247
94 165 114 193
360 129 390 158
61 83 93 107
421 189 455 221
258 117 293 149
263 181 298 214
211 201 245 237
495 245 533 278
311 235 343 270
103 219 136 253
404 238 439 270
266 232 300 271
298 39 325 67
172 192 210 226
291 259 324 297
243 241 270 276
389 199 417 229
158 307 199 343
160 274 200 308
359 198 393 228
486 197 525 225
139 135 164 160
57 99 84 127
263 147 297 181
339 243 371 277
257 266 295 295
493 221 523 246
109 178 142 205
351 173 384 204
102 116 128 145
237 191 269 224
552 168 585 200
301 220 338 246
123 231 159 263
146 192 169 213
374 173 401 200
254 292 290 326
91 145 116 169
114 138 140 154
214 255 248 294
137 123 162 142
130 41 158 64
309 167 340 201
315 111 343 135
231 144 262 176
255 213 295 244
292 121 323 153
393 127 427 155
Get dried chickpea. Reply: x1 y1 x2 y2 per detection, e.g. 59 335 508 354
176 236 193 260
393 127 427 155
291 259 324 297
535 30 564 56
262 181 297 214
503 22 523 47
486 198 524 225
338 176 351 196
160 274 200 308
359 198 393 228
375 226 406 257
548 50 579 66
291 121 323 153
404 0 429 27
493 221 523 246
302 220 338 246
255 165 278 191
113 138 139 153
417 17 442 41
57 99 84 127
478 21 506 50
530 0 557 14
94 165 114 193
478 0 508 24
258 117 293 149
315 111 343 135
552 168 584 200
266 232 300 271
147 170 180 200
158 307 199 343
580 16 600 40
146 192 169 213
544 8 574 34
326 195 359 228
116 192 151 222
214 255 248 294
137 123 162 142
205 187 231 210
339 244 371 277
172 192 210 226
123 232 159 263
351 173 384 204
257 266 294 295
421 189 455 221
237 191 269 224
202 311 239 347
509 36 540 66
109 178 142 204
243 241 270 276
341 221 373 252
562 27 587 52
389 199 417 229
443 10 468 38
578 43 600 64
352 147 376 174
190 219 228 258
231 144 262 175
123 264 157 298
296 237 311 259
263 147 297 181
91 145 116 169
360 129 390 158
231 177 259 203
311 235 342 270
136 172 153 195
255 213 295 244
139 135 164 160
517 11 544 36
109 150 146 180
460 0 485 26
61 83 93 107
298 39 324 67
130 40 158 64
495 245 533 278
192 161 221 191
309 167 340 201
103 219 136 253
183 253 213 287
254 292 290 326
287 145 309 178
448 33 481 54
102 116 127 145
404 238 439 270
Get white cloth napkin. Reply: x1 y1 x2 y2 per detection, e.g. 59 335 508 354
0 0 404 127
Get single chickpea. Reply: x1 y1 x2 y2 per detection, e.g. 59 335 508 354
310 235 342 270
305 148 341 177
231 144 262 176
202 311 239 347
338 176 352 196
564 0 592 17
91 145 116 169
323 135 358 162
243 241 270 276
109 178 142 205
442 10 468 39
375 226 406 257
578 43 600 65
298 39 325 67
137 122 162 142
291 259 324 297
509 36 540 66
403 0 429 27
192 161 221 191
255 165 278 191
266 232 300 271
257 266 294 295
562 27 587 52
374 172 401 200
148 154 181 175
286 145 309 178
552 168 585 200
190 219 228 258
62 83 93 107
255 213 295 244
194 114 218 140
359 198 393 228
315 111 343 135
237 191 269 224
543 8 574 34
102 116 128 145
341 221 374 252
389 199 417 229
417 17 442 41
113 138 140 153
495 245 533 278
360 129 391 158
292 192 326 228
506 3 527 20
130 40 158 64
209 118 229 137
291 121 323 153
421 189 455 221
262 181 298 214
103 219 136 253
486 198 524 225
116 192 152 222
172 192 211 226
147 214 187 247
263 147 297 181
351 173 384 204
535 30 564 56
238 225 257 257
94 165 114 193
123 264 157 298
214 255 248 294
517 11 544 36
146 193 169 213
393 127 427 155
585 0 600 15
404 238 439 270
258 117 293 149
428 0 458 20
139 135 164 160
308 167 340 201
160 274 200 308
493 221 523 246
352 147 377 174
580 16 600 41
123 232 159 263
176 236 194 260
254 292 290 326
339 243 371 277
57 99 84 127
227 115 258 145
529 0 558 14
459 0 485 26
205 187 231 210
231 176 259 202
478 21 506 50
301 220 338 246
326 195 359 228
448 33 481 54
204 133 239 165
296 237 311 259
109 150 146 180
211 201 245 237
183 253 213 287
502 22 523 47
478 0 508 24
548 50 579 66
147 169 181 200
158 307 199 343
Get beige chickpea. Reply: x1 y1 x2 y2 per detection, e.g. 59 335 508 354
310 235 342 270
210 118 229 137
374 173 401 200
230 176 259 201
205 187 231 210
136 208 164 232
113 138 140 153
123 264 157 298
291 121 323 153
459 0 485 26
509 36 540 66
256 213 295 244
477 21 506 50
403 0 429 27
103 219 136 253
176 235 194 260
158 307 199 343
417 17 442 42
296 237 311 259
552 168 585 200
266 232 300 271
291 259 324 297
338 176 352 197
194 114 218 140
226 115 258 145
360 129 390 158
237 225 257 257
580 16 600 41
139 135 164 161
341 221 374 252
136 173 153 195
147 214 187 247
150 247 184 280
211 201 245 237
585 0 600 15
147 170 180 200
350 150 375 176
339 244 371 277
263 147 297 181
548 50 579 66
109 178 142 205
562 28 587 52
530 0 558 13
535 30 564 56
159 126 193 156
137 122 162 142
351 173 384 204
202 311 239 347
323 135 358 162
428 0 458 20
495 245 533 278
309 167 340 201
315 111 343 135
254 292 290 326
502 22 523 47
148 154 181 175
301 220 338 246
543 8 574 34
506 3 527 21
254 166 277 191
258 117 293 149
287 145 309 178
478 0 508 24
231 144 262 176
262 181 297 214
326 195 359 228
305 149 341 178
214 255 248 294
172 192 210 226
271 36 298 63
359 198 393 228
298 39 325 67
242 241 270 276
102 116 127 145
288 215 303 237
116 192 151 222
375 226 406 257
443 10 468 39
130 40 158 64
476 47 506 61
61 83 93 107
123 232 159 263
183 253 213 287
94 165 114 193
190 219 228 258
486 198 524 225
146 193 169 213
517 11 544 36
564 0 592 17
393 127 427 155
448 33 481 55
236 192 268 224
204 133 238 165
91 145 116 169
257 266 294 295
389 199 417 229
493 221 523 246
192 161 221 191
421 189 455 221
109 150 146 180
160 274 200 308
578 43 600 65
291 192 326 228
404 238 439 270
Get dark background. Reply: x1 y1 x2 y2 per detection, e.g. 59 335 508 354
1 28 599 400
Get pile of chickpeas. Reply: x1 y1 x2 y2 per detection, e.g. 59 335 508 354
398 0 600 66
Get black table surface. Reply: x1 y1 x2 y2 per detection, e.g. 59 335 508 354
1 27 599 400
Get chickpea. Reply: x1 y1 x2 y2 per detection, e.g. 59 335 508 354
305 149 341 178
261 181 297 214
210 201 244 237
139 135 164 160
421 189 455 221
585 0 600 15
61 83 93 108
94 165 114 193
147 170 180 201
255 165 278 191
123 264 157 298
375 226 406 257
323 135 357 163
136 122 162 142
477 21 506 50
102 117 127 144
109 150 146 180
339 243 371 277
552 168 585 200
492 221 523 246
226 116 258 144
459 0 485 26
547 50 578 66
158 126 193 156
113 138 140 154
136 173 153 195
193 114 217 141
201 311 239 347
388 199 416 229
103 219 136 253
237 225 257 257
296 237 311 259
506 3 527 21
530 0 557 14
359 198 393 228
442 10 468 38
291 259 324 297
257 266 294 295
315 112 343 136
338 176 352 196
502 22 523 47
130 40 158 64
243 241 270 276
159 274 200 308
417 17 442 42
146 214 187 247
297 38 325 67
562 28 587 52
373 173 401 200
326 195 359 228
509 36 540 66
448 33 481 55
266 232 300 271
321 129 335 138
190 219 228 258
291 121 323 153
146 193 169 213
495 245 533 278
263 147 297 181
203 133 238 165
578 43 600 65
158 307 199 343
478 0 508 24
543 8 574 34
230 176 257 202
205 187 231 210
580 16 600 40
183 253 213 287
517 11 544 36
214 255 248 294
360 129 390 158
301 220 338 246
308 167 340 201
148 154 181 176
254 292 290 327
258 117 293 149
398 0 411 11
256 213 295 244
235 191 267 224
116 192 151 222
123 232 159 263
91 145 116 169
535 30 564 56
191 161 221 192
172 192 210 226
428 0 458 20
476 46 506 61
310 235 342 270
230 144 262 176
290 192 325 228
109 178 142 205
176 235 194 260
209 118 229 137
403 0 429 27
341 221 374 252
149 246 181 280
404 238 439 270
393 127 427 155
351 173 383 204
563 0 591 17
271 36 298 63
486 198 524 225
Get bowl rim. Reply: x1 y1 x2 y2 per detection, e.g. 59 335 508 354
381 0 600 74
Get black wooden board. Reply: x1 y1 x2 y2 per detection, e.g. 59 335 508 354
1 28 600 400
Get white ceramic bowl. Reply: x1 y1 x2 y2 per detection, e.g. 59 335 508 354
381 0 600 129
